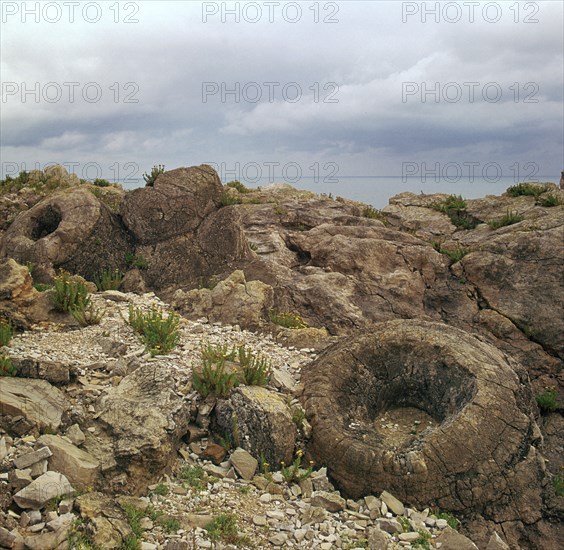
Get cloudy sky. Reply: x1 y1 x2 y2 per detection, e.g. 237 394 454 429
1 0 562 206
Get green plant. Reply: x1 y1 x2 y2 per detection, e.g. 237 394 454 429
226 180 250 193
434 511 460 530
125 253 149 270
273 205 288 217
259 452 273 481
440 245 469 263
33 282 53 292
205 513 239 543
413 529 432 549
280 449 314 484
52 271 90 313
0 319 13 347
398 516 412 532
152 483 169 496
249 242 258 251
506 182 548 197
432 195 479 230
192 354 239 398
291 406 305 431
122 504 144 538
71 300 105 326
67 519 103 550
93 178 111 187
158 516 180 533
488 210 524 229
237 345 271 386
94 268 123 291
143 165 165 186
0 355 16 377
269 310 308 329
536 387 560 412
536 194 562 207
201 342 236 363
219 192 243 206
239 484 252 495
362 206 386 221
128 305 180 356
179 465 205 491
119 536 141 550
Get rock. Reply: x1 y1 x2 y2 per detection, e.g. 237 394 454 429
199 442 226 465
367 526 392 549
9 468 33 491
65 424 86 447
120 165 222 244
434 526 479 550
23 513 74 549
38 434 100 489
364 495 381 512
0 377 69 433
269 533 288 546
0 527 16 548
13 471 74 509
375 518 403 534
215 386 297 467
303 319 545 527
0 436 7 460
1 187 132 282
11 358 71 385
173 270 273 330
486 532 510 550
181 514 214 529
399 532 421 542
380 491 405 516
271 367 296 393
229 448 258 480
88 363 190 494
311 490 346 512
13 446 52 469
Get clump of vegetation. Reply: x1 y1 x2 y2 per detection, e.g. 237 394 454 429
179 465 206 491
143 165 165 186
506 182 548 197
237 345 271 386
94 268 123 291
432 194 479 230
280 449 314 484
0 319 13 347
52 270 90 313
125 253 149 270
152 483 169 496
128 305 180 356
291 405 306 432
536 387 560 413
67 519 103 550
0 355 16 377
432 242 470 263
269 310 308 329
219 192 243 206
536 194 562 207
71 301 105 326
362 206 387 222
226 180 250 193
205 513 240 544
413 529 432 549
33 282 53 292
192 352 240 398
554 469 564 497
93 178 111 187
488 210 524 229
433 511 460 530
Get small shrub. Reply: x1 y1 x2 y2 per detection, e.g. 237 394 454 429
0 355 16 377
125 253 149 270
93 178 111 187
237 345 271 386
432 195 479 230
205 513 239 543
280 449 314 484
67 519 103 550
152 483 169 496
440 245 469 263
506 182 547 197
71 301 105 326
413 529 432 549
179 465 205 491
143 165 165 186
52 271 90 313
94 268 123 291
434 511 460 530
226 180 250 193
362 206 386 221
488 210 524 229
201 342 236 363
536 387 559 412
249 242 258 252
192 354 239 398
33 282 53 292
554 470 564 497
128 305 180 356
536 194 562 207
0 319 13 347
122 503 144 538
219 192 242 206
158 516 180 534
269 310 308 329
291 406 306 431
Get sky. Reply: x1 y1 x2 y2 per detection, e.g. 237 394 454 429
1 0 563 206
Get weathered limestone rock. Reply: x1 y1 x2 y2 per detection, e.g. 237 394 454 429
38 434 100 489
88 363 190 494
11 357 70 385
229 448 258 480
13 471 74 509
435 526 479 550
0 377 69 432
173 270 273 329
486 532 510 550
380 491 405 516
216 386 297 467
13 446 52 470
311 490 346 512
1 188 132 282
302 320 545 528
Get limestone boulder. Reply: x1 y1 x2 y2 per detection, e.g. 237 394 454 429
302 320 545 527
13 471 74 509
215 386 297 467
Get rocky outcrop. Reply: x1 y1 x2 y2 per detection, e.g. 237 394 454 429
1 187 132 282
173 269 273 329
302 320 544 530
